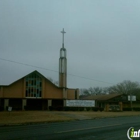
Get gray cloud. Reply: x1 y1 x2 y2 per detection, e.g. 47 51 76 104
1 0 140 89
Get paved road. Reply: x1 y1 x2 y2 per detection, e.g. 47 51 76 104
0 116 140 140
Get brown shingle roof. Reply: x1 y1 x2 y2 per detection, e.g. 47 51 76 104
80 94 122 101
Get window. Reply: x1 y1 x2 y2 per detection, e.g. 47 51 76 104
26 82 28 86
25 73 42 98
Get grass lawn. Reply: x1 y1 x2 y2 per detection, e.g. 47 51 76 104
0 111 140 126
0 111 73 125
62 111 140 118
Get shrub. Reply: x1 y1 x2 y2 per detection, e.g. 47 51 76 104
99 107 104 112
133 107 140 111
92 107 99 111
86 107 91 111
123 108 132 111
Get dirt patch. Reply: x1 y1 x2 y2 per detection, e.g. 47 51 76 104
0 111 140 126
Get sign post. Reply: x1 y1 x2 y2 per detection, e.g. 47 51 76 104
8 106 12 116
128 95 136 111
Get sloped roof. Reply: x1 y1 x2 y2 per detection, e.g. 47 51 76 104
0 70 61 88
80 94 122 101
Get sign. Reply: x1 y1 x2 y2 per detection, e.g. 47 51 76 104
127 127 140 140
66 100 95 107
8 107 12 112
128 96 136 101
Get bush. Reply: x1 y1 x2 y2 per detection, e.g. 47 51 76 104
79 107 84 111
63 107 69 111
92 107 99 111
99 107 104 112
133 107 140 111
86 107 91 111
123 108 132 111
56 106 63 111
49 106 104 111
49 106 63 111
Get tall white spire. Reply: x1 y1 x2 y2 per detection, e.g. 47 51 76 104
59 28 67 89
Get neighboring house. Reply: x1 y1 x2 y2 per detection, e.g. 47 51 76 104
0 70 79 111
80 94 140 111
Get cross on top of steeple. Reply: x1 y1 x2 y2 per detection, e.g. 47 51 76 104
61 28 66 48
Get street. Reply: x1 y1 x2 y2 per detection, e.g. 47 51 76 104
0 116 140 140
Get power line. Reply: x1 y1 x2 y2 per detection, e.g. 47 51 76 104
0 57 113 85
0 58 58 73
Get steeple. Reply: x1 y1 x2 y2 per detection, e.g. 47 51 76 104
59 28 67 89
61 28 66 48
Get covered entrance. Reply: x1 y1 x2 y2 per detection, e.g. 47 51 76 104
26 99 48 110
9 99 22 110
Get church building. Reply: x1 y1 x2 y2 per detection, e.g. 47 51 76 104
0 29 79 111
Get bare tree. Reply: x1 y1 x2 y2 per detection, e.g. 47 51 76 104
83 89 90 95
80 87 105 95
47 77 59 86
89 87 103 95
109 80 139 94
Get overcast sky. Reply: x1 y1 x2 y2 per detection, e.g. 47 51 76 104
1 0 140 89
